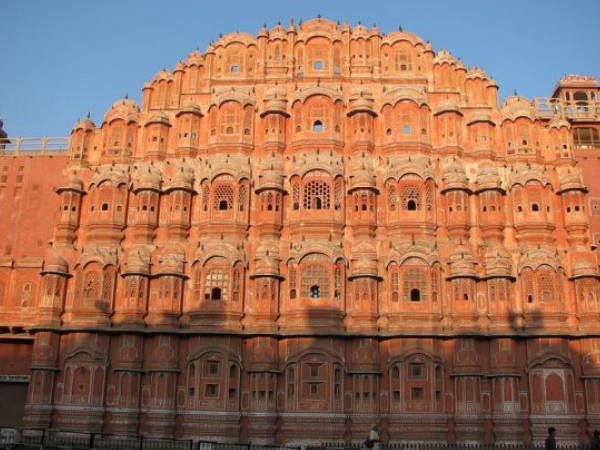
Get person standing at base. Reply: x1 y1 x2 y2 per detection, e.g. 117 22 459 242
366 425 380 450
591 430 600 450
545 427 557 450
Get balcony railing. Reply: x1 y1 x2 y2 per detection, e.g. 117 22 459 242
532 98 600 121
0 137 69 156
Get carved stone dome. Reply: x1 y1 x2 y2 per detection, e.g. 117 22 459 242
42 251 69 276
476 164 503 192
571 259 600 279
448 245 477 279
442 156 469 192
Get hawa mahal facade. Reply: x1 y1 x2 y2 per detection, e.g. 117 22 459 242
2 17 600 445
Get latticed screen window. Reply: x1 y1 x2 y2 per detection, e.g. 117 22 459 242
82 271 100 300
303 180 330 210
292 183 300 210
301 262 330 299
528 189 542 211
523 269 535 303
205 269 229 301
289 265 297 299
391 271 399 302
489 280 496 302
232 267 241 302
585 280 598 304
488 278 508 302
194 267 202 301
202 185 210 211
517 125 529 146
388 185 398 211
311 107 324 125
334 178 343 210
403 268 427 302
213 183 234 211
227 54 242 73
238 183 247 211
538 268 555 302
431 266 439 302
210 110 217 135
334 265 342 299
395 50 412 71
222 109 239 135
110 127 122 147
401 186 420 210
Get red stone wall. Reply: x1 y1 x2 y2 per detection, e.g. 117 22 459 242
0 155 68 328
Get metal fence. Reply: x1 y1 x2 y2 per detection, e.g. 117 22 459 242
0 428 590 450
0 428 301 450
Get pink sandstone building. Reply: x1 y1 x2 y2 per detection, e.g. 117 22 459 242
1 17 600 445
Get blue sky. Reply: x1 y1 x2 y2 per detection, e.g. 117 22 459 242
1 0 599 137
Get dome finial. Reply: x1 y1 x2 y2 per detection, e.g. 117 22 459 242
125 93 128 99
86 111 91 119
514 89 518 96
398 24 403 31
317 14 321 19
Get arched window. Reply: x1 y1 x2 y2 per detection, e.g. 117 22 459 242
313 120 323 132
289 264 297 299
388 184 398 212
300 255 330 299
205 267 229 301
303 178 331 210
403 266 427 302
538 266 555 303
292 181 300 210
522 268 535 303
238 182 247 212
390 266 399 303
201 184 210 212
231 264 242 302
314 60 323 70
82 270 100 300
213 182 234 211
425 182 434 211
402 186 420 211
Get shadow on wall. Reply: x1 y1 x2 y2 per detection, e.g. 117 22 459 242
19 299 600 446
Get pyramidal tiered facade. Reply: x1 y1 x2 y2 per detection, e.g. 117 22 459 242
11 18 600 444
